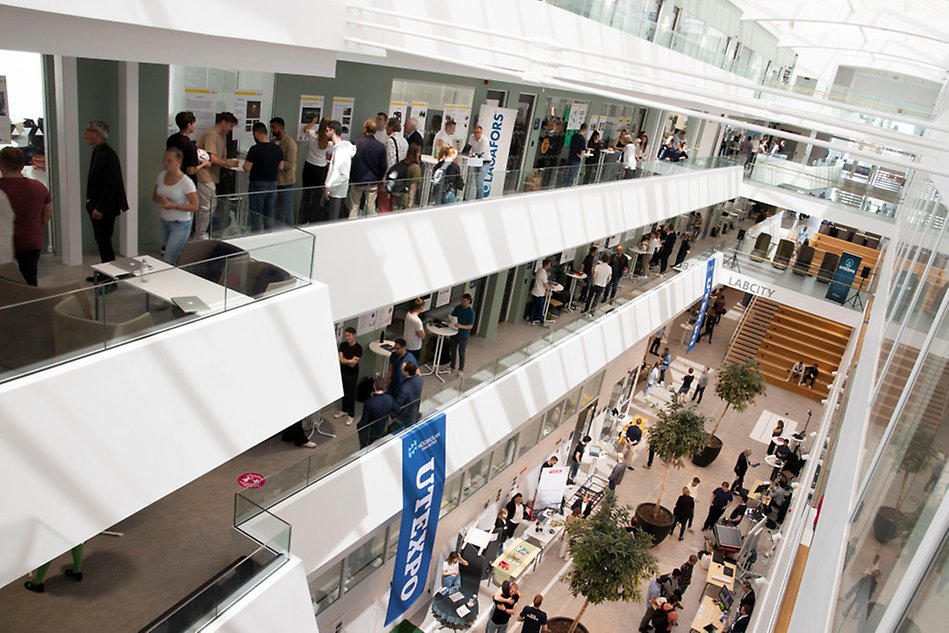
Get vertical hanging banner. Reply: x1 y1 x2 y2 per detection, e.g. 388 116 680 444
386 413 447 626
233 90 263 141
296 95 324 141
826 252 862 305
331 97 355 140
478 104 517 198
687 258 716 353
0 76 11 144
184 88 217 136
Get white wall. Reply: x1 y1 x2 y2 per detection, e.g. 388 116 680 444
308 168 742 320
0 48 44 122
204 556 318 633
0 284 342 587
272 255 721 574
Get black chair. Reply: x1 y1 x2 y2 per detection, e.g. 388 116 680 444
750 233 772 262
817 252 840 283
771 239 795 270
793 245 815 276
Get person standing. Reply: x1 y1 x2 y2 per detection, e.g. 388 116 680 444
448 293 476 374
395 362 423 430
647 230 662 269
677 368 695 400
578 245 598 303
583 130 602 184
518 594 549 633
487 581 520 633
659 348 673 384
348 120 387 217
357 377 398 447
731 604 752 633
644 362 660 398
607 245 628 304
568 435 591 484
466 124 488 199
702 482 733 531
638 576 662 632
659 229 677 273
23 543 86 593
373 112 389 145
733 449 758 492
565 123 588 186
404 117 424 150
528 259 553 326
166 111 209 183
301 116 333 222
678 554 698 595
403 298 426 359
434 118 457 155
196 112 239 240
649 325 666 355
674 232 691 267
558 506 582 560
504 493 527 540
379 117 408 212
0 147 53 285
767 419 785 455
323 120 356 221
692 367 710 403
384 338 417 396
269 117 297 226
703 311 716 343
672 487 694 540
621 418 643 469
242 122 284 231
431 146 464 204
584 253 612 314
83 120 128 266
152 147 198 265
607 452 627 491
335 327 362 425
738 580 756 613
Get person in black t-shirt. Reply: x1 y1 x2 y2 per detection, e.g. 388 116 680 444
166 111 210 183
518 593 549 633
335 327 362 423
242 121 284 231
487 581 520 633
566 123 588 186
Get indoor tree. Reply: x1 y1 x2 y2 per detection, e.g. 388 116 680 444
637 396 709 543
874 430 937 544
694 360 767 466
553 491 657 633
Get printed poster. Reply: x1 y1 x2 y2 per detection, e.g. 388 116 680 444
435 287 451 308
566 101 589 131
296 95 324 141
388 101 407 123
357 304 394 335
409 102 428 134
233 90 263 141
0 76 10 144
331 97 355 140
184 88 217 136
443 104 471 146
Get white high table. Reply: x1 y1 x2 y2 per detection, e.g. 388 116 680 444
422 323 458 382
369 339 396 376
564 272 586 311
542 282 564 326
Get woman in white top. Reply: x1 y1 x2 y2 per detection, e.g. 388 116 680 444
301 117 334 222
634 133 648 176
403 298 426 359
152 147 198 264
441 551 467 591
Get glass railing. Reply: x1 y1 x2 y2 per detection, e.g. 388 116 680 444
143 505 291 633
233 249 720 521
211 157 709 231
0 226 314 383
760 79 936 120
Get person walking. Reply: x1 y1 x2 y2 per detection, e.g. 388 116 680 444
584 253 612 315
702 482 733 531
0 146 53 285
152 147 198 265
692 367 710 403
638 576 662 632
672 487 694 540
659 348 673 384
83 120 129 265
608 452 627 490
649 326 665 355
607 245 628 304
568 435 591 484
732 449 758 492
644 363 660 398
677 368 695 400
518 594 550 633
24 543 85 593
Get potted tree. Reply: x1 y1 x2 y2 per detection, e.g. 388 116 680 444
873 431 936 544
693 360 767 466
636 397 709 545
549 491 658 633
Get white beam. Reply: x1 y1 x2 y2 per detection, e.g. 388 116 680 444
117 61 138 257
52 55 82 266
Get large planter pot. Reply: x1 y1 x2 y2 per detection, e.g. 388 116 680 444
636 503 675 546
873 506 903 544
548 616 590 633
692 434 723 467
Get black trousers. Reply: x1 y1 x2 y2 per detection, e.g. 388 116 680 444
649 336 662 354
281 420 309 446
88 210 118 263
341 372 358 417
703 505 726 531
449 335 469 370
692 385 706 403
15 249 40 286
300 162 328 223
584 285 605 312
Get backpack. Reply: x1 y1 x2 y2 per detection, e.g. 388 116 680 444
432 161 447 187
386 161 410 194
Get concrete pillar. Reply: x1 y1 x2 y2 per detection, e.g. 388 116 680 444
52 56 83 266
118 62 139 257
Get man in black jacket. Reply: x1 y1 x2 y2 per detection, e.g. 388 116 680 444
83 120 128 265
732 449 758 493
358 377 399 448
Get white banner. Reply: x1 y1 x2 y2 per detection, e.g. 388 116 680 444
296 95 324 141
478 104 517 199
0 76 11 144
535 466 569 512
233 90 263 141
331 96 355 140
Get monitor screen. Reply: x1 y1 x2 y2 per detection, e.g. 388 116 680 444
719 586 734 610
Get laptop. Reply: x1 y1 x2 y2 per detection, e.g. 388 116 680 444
112 258 145 275
172 296 211 314
719 585 734 611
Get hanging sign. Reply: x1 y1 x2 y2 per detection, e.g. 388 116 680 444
478 104 517 198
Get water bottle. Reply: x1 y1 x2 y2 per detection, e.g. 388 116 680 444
141 257 150 283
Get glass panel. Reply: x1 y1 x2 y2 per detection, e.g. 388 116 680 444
461 453 492 501
386 522 400 560
542 400 564 437
310 562 342 615
490 435 518 479
563 385 583 418
440 473 463 518
344 530 386 592
895 532 949 632
518 416 544 458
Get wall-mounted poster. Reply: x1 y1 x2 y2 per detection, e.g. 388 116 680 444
389 101 407 123
357 304 394 335
0 76 10 144
296 95 324 141
566 100 589 131
332 96 355 140
443 103 472 144
409 102 428 134
435 287 451 308
234 90 263 141
184 88 217 136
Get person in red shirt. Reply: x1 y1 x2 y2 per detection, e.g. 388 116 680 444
0 147 53 285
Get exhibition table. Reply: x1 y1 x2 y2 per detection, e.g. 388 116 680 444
491 539 541 586
690 595 725 632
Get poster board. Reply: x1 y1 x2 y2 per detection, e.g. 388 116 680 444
233 90 263 141
535 466 569 512
435 287 452 308
296 95 324 141
443 103 471 146
408 102 428 135
388 101 407 123
560 248 577 265
357 305 394 335
0 76 10 144
566 101 589 131
184 88 217 136
331 96 355 140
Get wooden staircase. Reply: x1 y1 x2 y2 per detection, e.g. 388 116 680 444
753 304 853 401
725 297 778 365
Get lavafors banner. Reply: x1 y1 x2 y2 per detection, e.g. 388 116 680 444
478 104 517 198
385 413 447 625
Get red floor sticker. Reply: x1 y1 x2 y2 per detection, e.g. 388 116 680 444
237 472 266 489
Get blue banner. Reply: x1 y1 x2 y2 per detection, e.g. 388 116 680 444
825 252 862 305
385 413 447 626
688 258 717 353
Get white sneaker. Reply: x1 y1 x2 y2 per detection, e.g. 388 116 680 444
333 412 345 419
345 416 354 426
303 441 317 449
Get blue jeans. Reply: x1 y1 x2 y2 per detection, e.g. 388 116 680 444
276 183 295 225
248 180 277 231
528 294 546 324
607 274 622 301
471 166 485 199
566 162 581 186
442 574 460 591
162 218 193 265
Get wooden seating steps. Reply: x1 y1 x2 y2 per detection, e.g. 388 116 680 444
752 303 853 401
724 297 778 366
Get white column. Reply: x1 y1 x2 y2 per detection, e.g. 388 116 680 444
118 62 139 257
52 56 83 266
800 129 817 165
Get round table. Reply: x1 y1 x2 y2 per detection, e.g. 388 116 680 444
431 588 479 630
632 248 651 277
423 323 458 382
679 322 694 345
564 272 586 311
369 339 395 376
542 282 564 326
